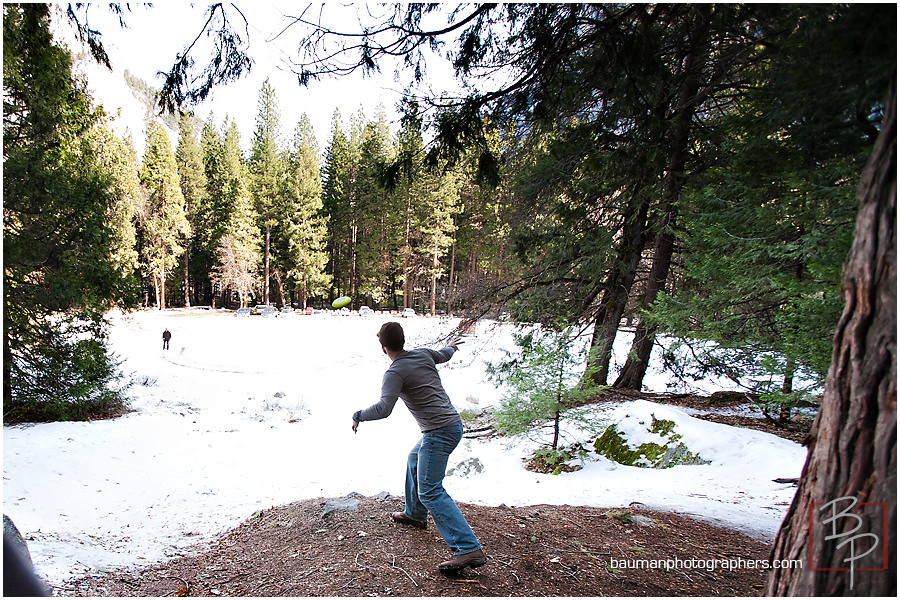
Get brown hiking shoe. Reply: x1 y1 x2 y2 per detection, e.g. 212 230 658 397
391 511 427 529
439 549 487 574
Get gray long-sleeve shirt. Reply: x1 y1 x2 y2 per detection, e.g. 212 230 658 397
353 346 461 432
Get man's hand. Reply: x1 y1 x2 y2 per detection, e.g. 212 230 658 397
352 420 359 434
449 338 465 351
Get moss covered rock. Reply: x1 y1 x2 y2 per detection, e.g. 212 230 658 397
594 409 709 469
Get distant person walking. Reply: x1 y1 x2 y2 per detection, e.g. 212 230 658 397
162 328 171 350
352 321 486 574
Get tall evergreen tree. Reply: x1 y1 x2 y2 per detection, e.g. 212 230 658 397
249 78 286 305
283 113 330 307
201 117 248 306
139 121 190 309
393 105 424 310
175 112 208 306
321 109 353 300
353 109 397 306
89 120 142 298
3 3 134 421
193 116 229 304
448 126 512 316
645 4 895 399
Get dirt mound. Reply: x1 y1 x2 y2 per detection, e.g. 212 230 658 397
63 495 772 597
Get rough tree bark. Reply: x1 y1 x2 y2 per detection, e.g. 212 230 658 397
587 189 650 385
765 84 896 597
612 213 676 389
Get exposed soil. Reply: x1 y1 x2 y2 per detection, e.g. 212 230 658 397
62 495 774 597
59 393 811 597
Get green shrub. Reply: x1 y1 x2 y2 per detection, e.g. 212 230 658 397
489 324 604 450
4 313 131 424
525 445 585 474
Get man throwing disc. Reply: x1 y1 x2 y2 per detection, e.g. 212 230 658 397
352 321 486 574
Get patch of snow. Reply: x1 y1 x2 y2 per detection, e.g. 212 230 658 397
3 310 806 586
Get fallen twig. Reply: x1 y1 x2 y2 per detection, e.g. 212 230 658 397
558 514 585 529
492 554 521 582
561 548 612 556
453 578 488 590
389 554 418 587
463 425 494 434
692 568 719 582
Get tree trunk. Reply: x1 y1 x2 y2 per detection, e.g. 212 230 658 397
403 200 412 309
614 6 708 390
182 241 191 307
779 358 797 422
4 326 13 408
350 223 357 304
263 224 271 304
613 213 677 389
552 409 560 451
765 83 896 597
586 189 650 385
447 228 457 316
430 244 438 316
154 272 164 310
783 358 796 395
272 270 285 308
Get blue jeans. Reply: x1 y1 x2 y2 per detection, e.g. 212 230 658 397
404 419 481 555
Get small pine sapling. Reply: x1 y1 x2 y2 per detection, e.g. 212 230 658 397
489 324 604 451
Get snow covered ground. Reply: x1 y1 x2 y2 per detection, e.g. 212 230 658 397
3 308 808 586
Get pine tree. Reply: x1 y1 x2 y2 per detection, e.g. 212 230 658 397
321 109 353 299
88 120 141 300
394 109 422 310
139 121 191 309
249 78 286 305
4 4 134 421
200 117 249 306
645 4 894 408
353 108 398 306
448 128 511 316
193 117 228 304
284 113 330 307
491 324 602 456
176 112 208 306
411 169 460 315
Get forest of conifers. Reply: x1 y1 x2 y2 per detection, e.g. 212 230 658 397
3 3 895 416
